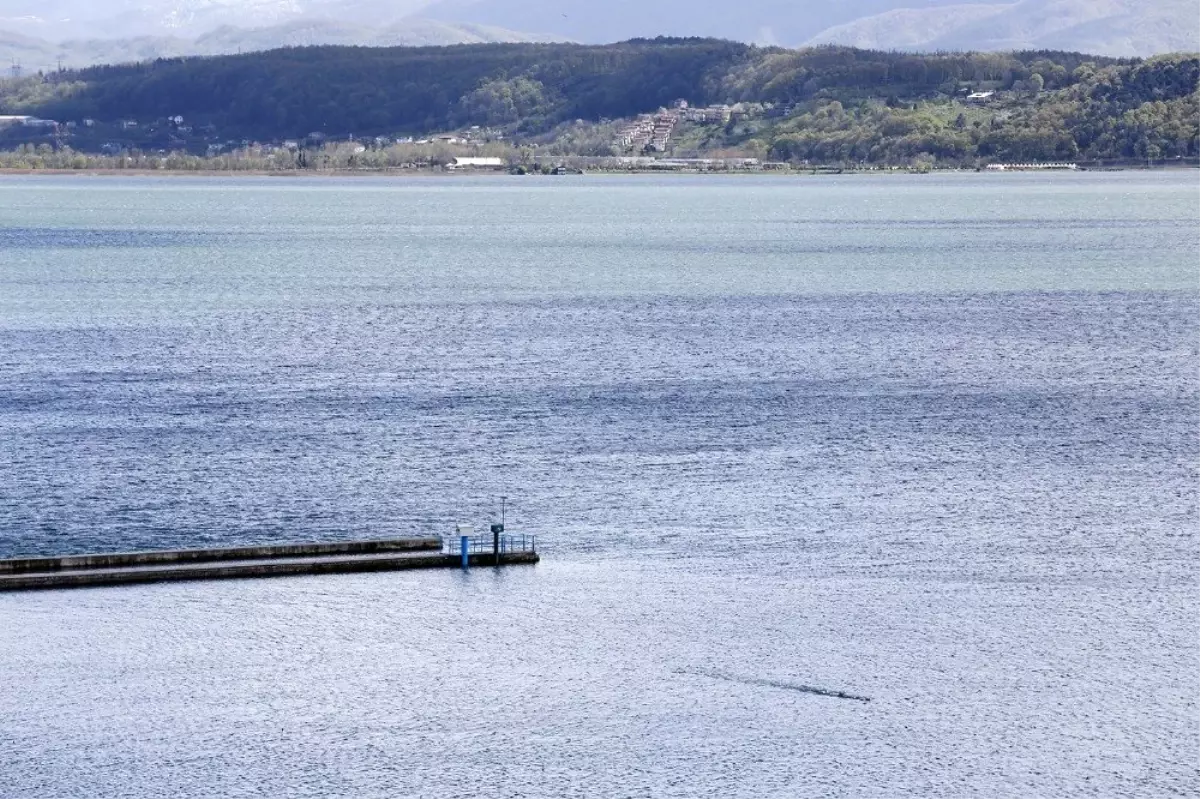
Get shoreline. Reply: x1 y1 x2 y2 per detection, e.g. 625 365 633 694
0 164 1195 179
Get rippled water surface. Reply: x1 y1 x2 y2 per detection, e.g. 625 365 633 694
1 172 1197 797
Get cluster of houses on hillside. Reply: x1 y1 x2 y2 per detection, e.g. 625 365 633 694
614 99 748 154
680 102 735 124
612 99 782 154
615 109 680 153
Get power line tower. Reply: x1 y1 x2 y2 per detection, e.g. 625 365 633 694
10 59 22 79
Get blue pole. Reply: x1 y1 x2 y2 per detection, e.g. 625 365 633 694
461 536 469 570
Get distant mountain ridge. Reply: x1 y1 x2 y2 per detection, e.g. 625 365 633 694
0 0 1195 67
416 0 989 50
805 0 1199 56
0 19 553 71
418 0 1198 56
1 1 431 40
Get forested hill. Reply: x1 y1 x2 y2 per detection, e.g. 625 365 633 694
12 39 756 136
1 39 1197 164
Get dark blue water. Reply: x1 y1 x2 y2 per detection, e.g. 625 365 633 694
2 291 1196 583
0 173 1197 798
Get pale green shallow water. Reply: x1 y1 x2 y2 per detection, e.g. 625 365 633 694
0 172 1195 326
0 172 1197 798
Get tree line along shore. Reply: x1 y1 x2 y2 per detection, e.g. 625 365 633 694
0 39 1196 170
0 144 1192 176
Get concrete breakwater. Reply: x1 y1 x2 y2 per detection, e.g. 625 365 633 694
0 537 538 591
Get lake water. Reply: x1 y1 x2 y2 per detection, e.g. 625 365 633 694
0 172 1197 797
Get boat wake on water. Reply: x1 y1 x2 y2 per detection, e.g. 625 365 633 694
676 667 872 703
